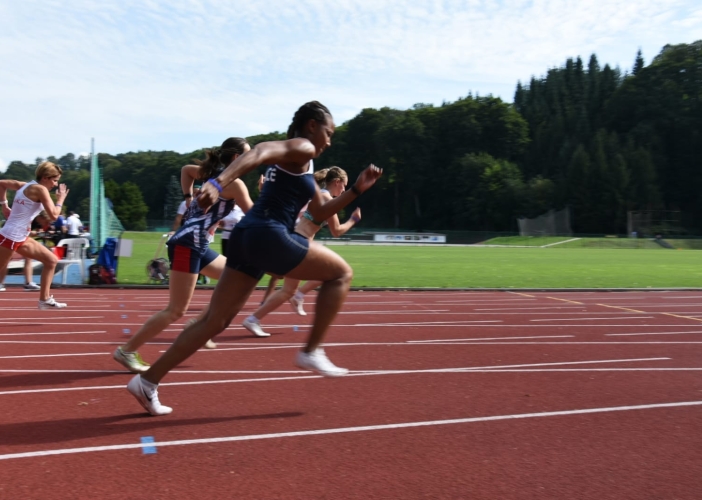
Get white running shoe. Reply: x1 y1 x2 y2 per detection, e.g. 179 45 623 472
289 295 307 316
113 347 150 373
0 284 5 292
204 339 217 349
38 296 67 309
24 282 40 291
295 348 349 377
242 316 271 337
127 375 172 416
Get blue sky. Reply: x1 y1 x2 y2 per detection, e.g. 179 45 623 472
1 0 700 171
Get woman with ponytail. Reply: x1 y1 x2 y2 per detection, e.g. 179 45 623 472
127 102 382 415
114 137 254 373
242 165 361 336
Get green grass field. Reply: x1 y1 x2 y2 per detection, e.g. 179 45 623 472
114 232 702 288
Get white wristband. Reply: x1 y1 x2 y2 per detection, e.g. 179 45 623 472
0 200 7 205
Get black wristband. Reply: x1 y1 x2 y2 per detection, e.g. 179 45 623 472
351 185 362 196
183 193 193 199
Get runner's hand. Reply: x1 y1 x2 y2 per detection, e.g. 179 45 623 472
56 183 69 200
198 182 218 211
353 164 383 194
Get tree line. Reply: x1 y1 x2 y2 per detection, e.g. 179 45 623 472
2 40 700 235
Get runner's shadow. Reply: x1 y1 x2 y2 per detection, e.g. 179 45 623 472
0 411 304 447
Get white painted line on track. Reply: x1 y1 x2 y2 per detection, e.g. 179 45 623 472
530 316 654 322
402 341 702 345
1 399 699 462
450 368 702 373
607 331 702 337
354 320 501 326
0 340 169 345
0 353 108 359
0 357 668 396
0 331 107 337
355 358 669 374
475 307 585 311
407 335 574 343
0 369 310 374
0 317 104 321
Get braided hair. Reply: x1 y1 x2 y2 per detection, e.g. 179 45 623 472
194 137 249 180
287 101 332 139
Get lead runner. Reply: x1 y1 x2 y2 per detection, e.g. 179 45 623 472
127 101 382 415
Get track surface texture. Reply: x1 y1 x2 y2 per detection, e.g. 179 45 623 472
1 288 701 499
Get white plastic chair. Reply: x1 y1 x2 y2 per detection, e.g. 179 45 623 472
55 238 90 284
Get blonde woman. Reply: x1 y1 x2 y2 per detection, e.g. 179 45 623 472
0 162 69 309
242 166 361 337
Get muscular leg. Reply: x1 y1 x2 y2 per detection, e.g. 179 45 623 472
284 242 353 353
298 279 322 295
0 248 14 284
123 255 226 352
122 270 199 352
142 267 258 384
16 239 57 301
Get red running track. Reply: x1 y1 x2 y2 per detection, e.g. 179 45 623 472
1 288 701 499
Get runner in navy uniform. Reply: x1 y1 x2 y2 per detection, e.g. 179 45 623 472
127 101 382 415
115 138 253 373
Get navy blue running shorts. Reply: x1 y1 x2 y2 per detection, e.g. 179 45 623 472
168 244 220 274
225 223 309 279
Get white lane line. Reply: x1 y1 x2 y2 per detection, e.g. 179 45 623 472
607 331 702 337
407 335 574 343
1 400 699 462
530 316 654 322
0 317 104 321
0 357 668 396
448 368 702 373
435 300 536 304
0 331 107 337
355 358 669 374
354 320 501 326
0 353 108 359
475 307 585 311
0 369 310 374
340 310 451 314
397 341 702 345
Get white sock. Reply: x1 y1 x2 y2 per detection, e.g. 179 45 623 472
294 291 304 300
140 376 157 389
246 315 258 323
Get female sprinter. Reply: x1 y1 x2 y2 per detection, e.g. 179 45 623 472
113 137 253 373
0 162 69 309
242 166 361 336
127 101 382 415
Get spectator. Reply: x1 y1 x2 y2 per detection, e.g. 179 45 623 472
65 212 82 238
52 208 68 244
172 185 201 231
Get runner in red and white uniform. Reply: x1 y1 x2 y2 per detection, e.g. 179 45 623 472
0 161 69 309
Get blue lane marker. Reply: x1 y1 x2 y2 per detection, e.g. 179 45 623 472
141 436 157 454
293 325 298 331
123 328 131 334
121 314 128 319
120 304 125 308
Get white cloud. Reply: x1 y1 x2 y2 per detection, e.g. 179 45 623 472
0 0 700 163
0 158 6 173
